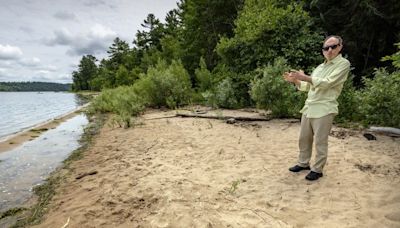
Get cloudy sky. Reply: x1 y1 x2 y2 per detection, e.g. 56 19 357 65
0 0 178 83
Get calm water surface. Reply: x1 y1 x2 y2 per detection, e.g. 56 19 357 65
0 92 90 213
0 92 86 139
0 114 88 211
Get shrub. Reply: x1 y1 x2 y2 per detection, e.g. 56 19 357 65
195 57 213 92
214 78 240 109
359 68 400 127
201 64 252 108
335 74 362 124
250 57 306 118
133 60 193 108
88 86 146 127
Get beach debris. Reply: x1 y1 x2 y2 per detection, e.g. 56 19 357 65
176 112 271 121
75 170 98 180
61 217 70 228
363 133 376 140
354 163 373 172
226 118 236 124
368 126 400 137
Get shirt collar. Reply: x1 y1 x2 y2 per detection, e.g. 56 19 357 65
324 54 342 65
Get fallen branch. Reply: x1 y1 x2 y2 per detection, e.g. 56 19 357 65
176 113 271 121
368 127 400 136
76 171 98 180
143 115 177 120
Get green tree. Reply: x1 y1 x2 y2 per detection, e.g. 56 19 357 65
303 0 400 82
107 37 131 71
115 65 134 86
217 0 323 74
72 55 97 91
134 14 165 51
179 0 244 76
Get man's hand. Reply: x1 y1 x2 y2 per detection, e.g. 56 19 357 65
290 70 312 84
283 71 300 85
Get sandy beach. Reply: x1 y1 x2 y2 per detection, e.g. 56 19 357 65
30 109 400 228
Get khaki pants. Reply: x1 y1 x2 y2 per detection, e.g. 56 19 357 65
298 114 334 173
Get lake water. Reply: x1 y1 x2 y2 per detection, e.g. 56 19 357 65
0 92 86 140
0 92 89 213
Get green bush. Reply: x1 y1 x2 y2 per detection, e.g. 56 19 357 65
250 57 306 118
214 78 241 108
201 64 252 109
359 68 400 127
133 60 193 108
88 86 146 127
335 74 362 123
195 57 213 92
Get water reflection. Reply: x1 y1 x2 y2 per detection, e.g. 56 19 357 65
0 114 88 212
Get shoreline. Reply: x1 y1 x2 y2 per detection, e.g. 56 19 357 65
0 103 90 153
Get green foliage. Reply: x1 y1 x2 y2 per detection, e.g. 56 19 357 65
180 0 244 74
336 74 361 123
72 55 98 91
303 0 400 80
0 82 70 91
132 60 193 108
88 86 146 128
115 65 137 86
107 37 131 71
134 14 166 51
214 78 240 109
382 43 400 69
201 64 252 109
159 34 183 63
195 57 213 92
250 57 306 118
217 0 323 74
359 68 400 127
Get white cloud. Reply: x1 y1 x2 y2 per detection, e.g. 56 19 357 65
0 44 23 60
89 24 117 39
45 24 117 56
19 57 41 67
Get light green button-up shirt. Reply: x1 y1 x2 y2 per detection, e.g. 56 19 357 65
298 54 350 118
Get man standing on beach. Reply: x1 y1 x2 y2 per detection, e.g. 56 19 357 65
283 35 350 181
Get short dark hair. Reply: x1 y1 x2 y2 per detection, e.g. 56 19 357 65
324 35 343 45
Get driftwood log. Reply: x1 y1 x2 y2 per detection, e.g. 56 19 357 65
368 127 400 136
176 113 271 121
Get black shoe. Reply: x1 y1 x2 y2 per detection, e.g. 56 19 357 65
289 165 310 172
305 171 323 181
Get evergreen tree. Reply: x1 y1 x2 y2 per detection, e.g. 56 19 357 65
72 55 98 91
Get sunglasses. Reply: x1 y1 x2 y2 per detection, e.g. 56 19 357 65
322 44 340 51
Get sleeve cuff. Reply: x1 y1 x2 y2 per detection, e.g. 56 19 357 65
297 81 309 91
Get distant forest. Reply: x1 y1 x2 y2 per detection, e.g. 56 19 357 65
0 82 71 92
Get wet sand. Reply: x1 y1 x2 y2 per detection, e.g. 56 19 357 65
0 104 89 153
32 109 400 227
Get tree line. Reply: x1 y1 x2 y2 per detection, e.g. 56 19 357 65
76 0 400 127
0 82 71 92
